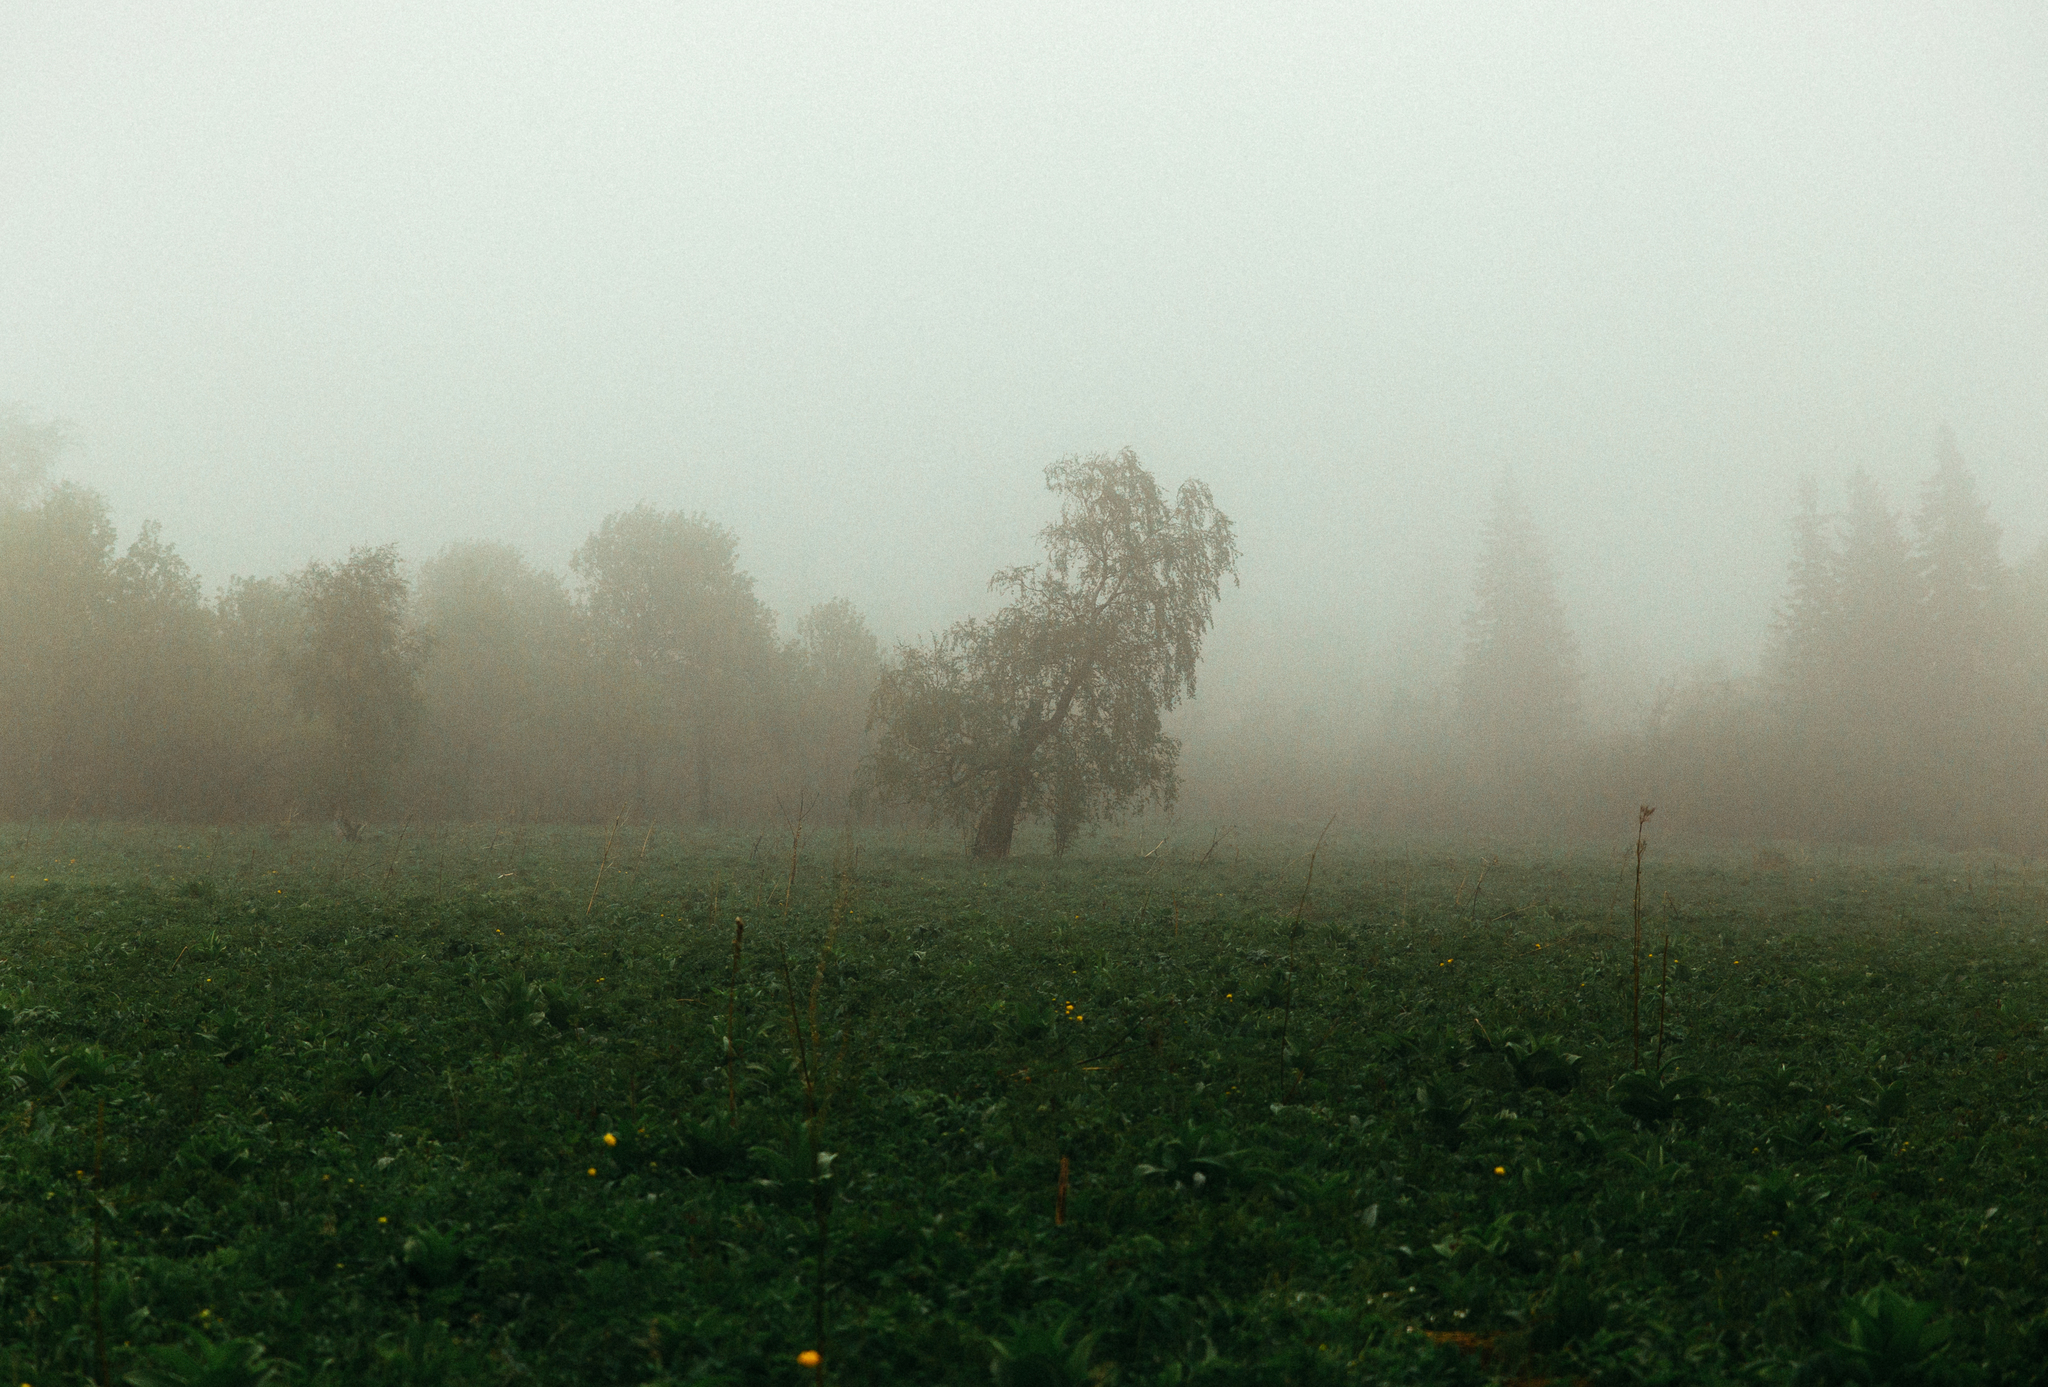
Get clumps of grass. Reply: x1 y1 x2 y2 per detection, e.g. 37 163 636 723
1609 1058 1712 1126
989 1311 1102 1387
1469 1019 1582 1093
124 1330 284 1387
1801 1284 1952 1384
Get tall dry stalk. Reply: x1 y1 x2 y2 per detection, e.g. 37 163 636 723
724 915 746 1125
1631 805 1655 1070
1655 928 1673 1071
1280 815 1337 1091
776 845 854 1369
585 808 625 916
1469 855 1495 925
92 1098 108 1387
784 792 808 910
379 815 416 889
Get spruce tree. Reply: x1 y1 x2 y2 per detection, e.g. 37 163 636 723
1770 475 1839 711
2018 540 2048 706
1819 472 1922 837
1456 476 1581 759
1914 426 2005 679
1834 470 1921 707
1909 430 2015 841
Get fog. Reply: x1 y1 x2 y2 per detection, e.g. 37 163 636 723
4 7 2046 842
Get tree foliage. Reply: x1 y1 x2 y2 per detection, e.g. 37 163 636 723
1913 426 2006 683
1762 434 2031 842
410 541 585 819
284 545 425 821
1770 475 1838 707
0 483 118 812
0 481 246 816
570 505 780 820
0 406 66 514
0 452 887 824
1456 476 1581 762
868 449 1238 858
792 598 883 806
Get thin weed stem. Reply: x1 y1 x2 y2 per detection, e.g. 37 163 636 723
1281 815 1336 1093
777 853 850 1375
585 808 625 916
1631 805 1655 1071
1656 929 1672 1071
93 1097 107 1387
724 916 746 1126
784 792 808 910
1469 856 1494 924
380 815 415 890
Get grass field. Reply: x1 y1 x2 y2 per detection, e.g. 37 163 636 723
3 819 2046 1384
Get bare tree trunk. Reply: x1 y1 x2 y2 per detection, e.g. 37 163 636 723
971 772 1026 859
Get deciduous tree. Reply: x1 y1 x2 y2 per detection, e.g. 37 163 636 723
413 541 584 819
284 545 424 823
793 598 883 806
868 449 1238 858
570 506 778 821
0 406 66 513
0 482 116 813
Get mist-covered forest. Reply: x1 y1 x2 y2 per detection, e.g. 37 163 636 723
1197 431 2048 851
1 416 879 826
5 411 2043 851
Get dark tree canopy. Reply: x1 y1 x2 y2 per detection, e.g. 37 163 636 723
868 448 1238 858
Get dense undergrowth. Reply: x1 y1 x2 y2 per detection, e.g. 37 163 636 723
3 822 2046 1384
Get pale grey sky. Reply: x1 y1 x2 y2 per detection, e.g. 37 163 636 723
4 4 2044 723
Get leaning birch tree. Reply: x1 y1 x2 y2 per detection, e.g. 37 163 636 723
867 449 1238 858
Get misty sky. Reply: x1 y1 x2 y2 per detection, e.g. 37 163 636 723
4 5 2044 725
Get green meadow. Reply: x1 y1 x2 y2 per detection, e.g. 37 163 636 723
3 822 2046 1384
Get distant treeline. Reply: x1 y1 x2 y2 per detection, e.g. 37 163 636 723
0 419 877 823
1189 432 2048 852
4 415 2045 849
